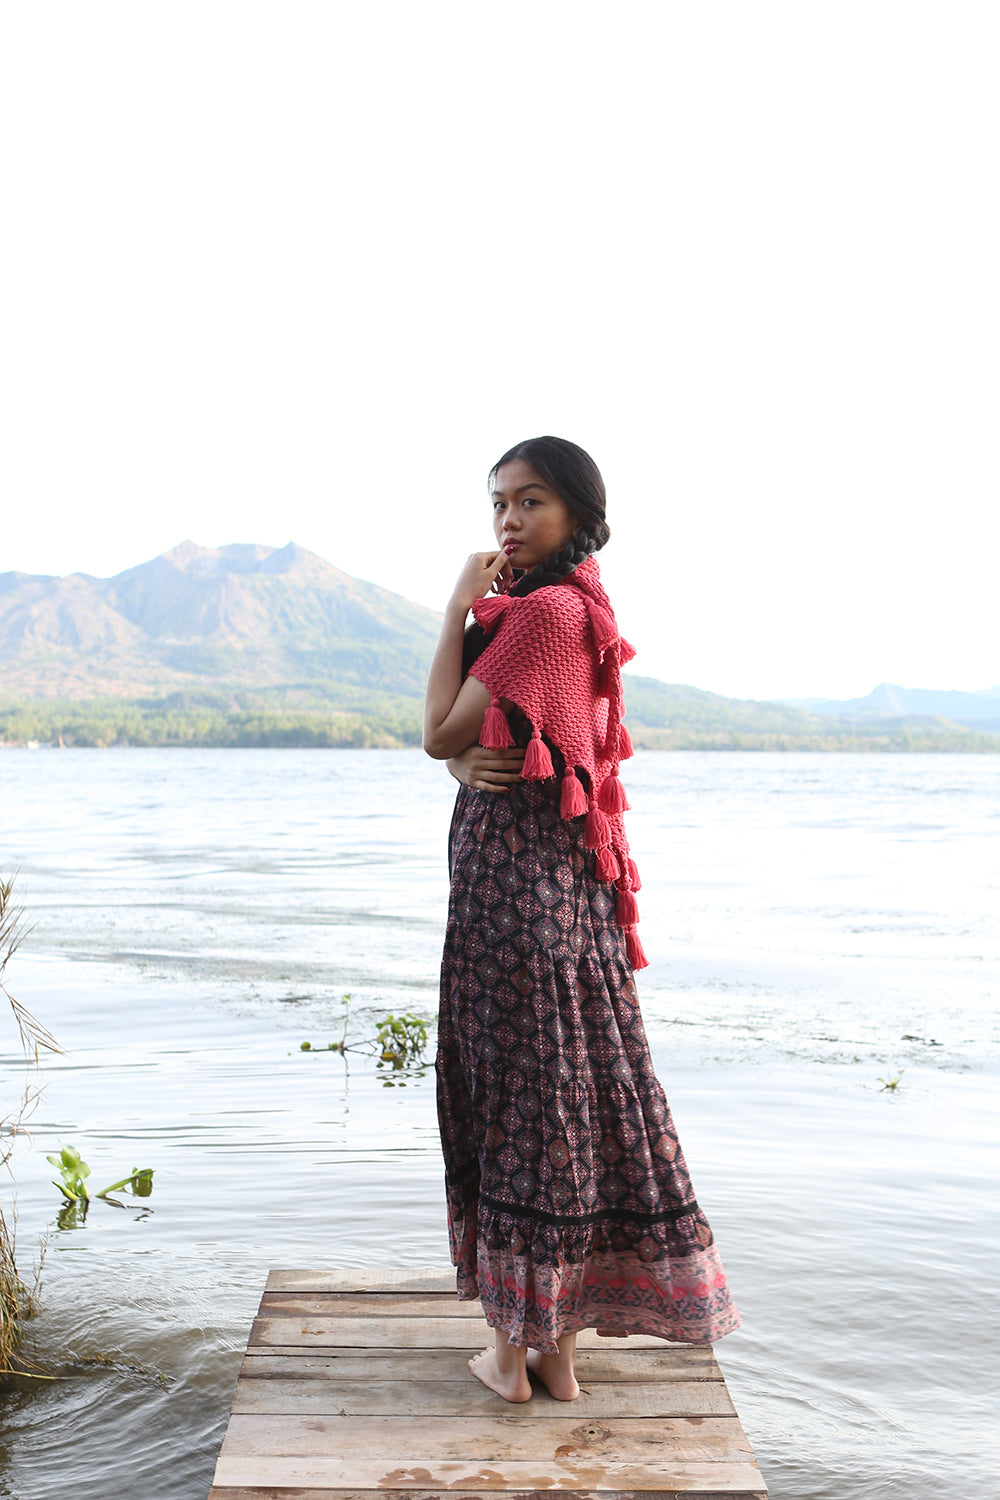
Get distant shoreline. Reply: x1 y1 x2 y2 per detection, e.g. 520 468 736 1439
4 734 1000 754
4 697 1000 754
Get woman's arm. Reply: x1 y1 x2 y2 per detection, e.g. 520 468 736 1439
422 550 511 761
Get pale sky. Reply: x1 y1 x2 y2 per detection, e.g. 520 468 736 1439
2 1 997 701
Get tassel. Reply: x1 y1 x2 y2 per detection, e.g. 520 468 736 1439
616 887 639 926
560 767 588 818
598 654 615 698
618 723 633 759
587 602 618 651
480 696 513 749
627 856 642 892
522 727 554 780
625 926 649 970
597 770 630 814
596 845 619 882
620 637 636 665
471 593 512 630
584 802 611 850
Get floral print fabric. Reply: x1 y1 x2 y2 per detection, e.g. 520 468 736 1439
436 779 740 1353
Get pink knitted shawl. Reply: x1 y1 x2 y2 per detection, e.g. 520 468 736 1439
468 556 647 969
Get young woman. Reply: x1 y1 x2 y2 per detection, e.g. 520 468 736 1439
423 436 740 1403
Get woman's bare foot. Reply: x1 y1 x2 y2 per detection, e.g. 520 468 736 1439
526 1332 579 1401
468 1346 531 1403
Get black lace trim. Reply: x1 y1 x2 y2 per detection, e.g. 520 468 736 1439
479 1191 700 1228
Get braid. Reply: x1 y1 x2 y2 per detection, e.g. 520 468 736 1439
507 528 601 598
462 527 603 673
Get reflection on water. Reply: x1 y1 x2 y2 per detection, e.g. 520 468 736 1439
0 749 998 1499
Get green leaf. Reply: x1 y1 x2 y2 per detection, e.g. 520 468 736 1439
97 1168 155 1199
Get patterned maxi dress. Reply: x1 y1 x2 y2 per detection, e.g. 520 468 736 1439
436 764 741 1353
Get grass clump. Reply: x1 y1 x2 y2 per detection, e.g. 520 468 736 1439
0 875 59 1378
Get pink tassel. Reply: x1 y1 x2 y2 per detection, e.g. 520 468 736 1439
480 697 513 749
616 887 639 926
471 594 512 630
620 637 636 665
627 856 642 892
560 767 588 818
625 926 649 970
584 802 611 850
587 602 618 651
522 728 554 780
618 723 633 759
596 845 619 882
598 655 615 698
597 770 630 814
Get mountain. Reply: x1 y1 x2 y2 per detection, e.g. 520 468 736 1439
783 683 1000 730
625 678 819 737
0 541 442 700
2 544 999 750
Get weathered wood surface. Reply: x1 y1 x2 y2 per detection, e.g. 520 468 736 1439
208 1268 767 1499
241 1348 720 1382
266 1268 459 1294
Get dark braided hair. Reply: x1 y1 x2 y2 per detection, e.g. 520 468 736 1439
463 436 610 673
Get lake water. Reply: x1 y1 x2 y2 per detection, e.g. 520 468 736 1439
1 748 998 1499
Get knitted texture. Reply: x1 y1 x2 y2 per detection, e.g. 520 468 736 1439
469 556 646 967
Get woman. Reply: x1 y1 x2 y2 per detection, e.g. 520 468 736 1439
423 436 739 1403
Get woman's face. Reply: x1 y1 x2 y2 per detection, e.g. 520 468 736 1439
491 459 577 571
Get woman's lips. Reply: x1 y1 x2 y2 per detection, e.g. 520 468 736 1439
503 540 521 555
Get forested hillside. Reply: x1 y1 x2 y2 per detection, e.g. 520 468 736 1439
2 544 998 750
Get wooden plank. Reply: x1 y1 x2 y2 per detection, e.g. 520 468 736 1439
250 1316 684 1351
265 1268 456 1294
231 1376 737 1420
211 1455 768 1492
209 1490 767 1500
259 1293 486 1319
209 1270 767 1500
219 1414 753 1462
239 1346 722 1382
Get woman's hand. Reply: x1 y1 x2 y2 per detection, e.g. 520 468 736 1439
448 549 513 613
447 744 525 792
423 548 513 761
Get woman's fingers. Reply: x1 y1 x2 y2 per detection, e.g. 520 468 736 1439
447 743 525 791
471 751 525 791
451 551 513 611
490 556 514 594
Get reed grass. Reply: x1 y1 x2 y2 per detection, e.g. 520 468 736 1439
1 875 59 1378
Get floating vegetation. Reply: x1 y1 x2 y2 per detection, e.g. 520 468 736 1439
298 996 431 1081
878 1071 905 1092
376 1013 429 1068
47 1144 154 1213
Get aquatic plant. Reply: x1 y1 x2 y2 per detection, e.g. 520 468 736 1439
299 996 431 1073
878 1070 905 1092
0 877 58 1061
300 995 353 1053
376 1012 429 1068
47 1144 154 1208
1 875 59 1378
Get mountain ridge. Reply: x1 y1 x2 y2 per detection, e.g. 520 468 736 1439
783 682 1000 729
2 542 998 750
0 540 442 700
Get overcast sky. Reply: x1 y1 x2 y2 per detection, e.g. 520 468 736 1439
2 1 997 701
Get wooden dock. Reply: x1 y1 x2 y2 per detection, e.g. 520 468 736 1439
208 1268 767 1499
